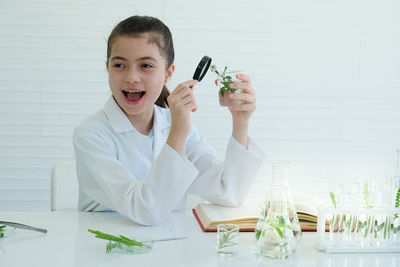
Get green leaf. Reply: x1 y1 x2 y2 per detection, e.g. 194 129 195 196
220 89 225 97
363 182 374 209
275 227 283 239
88 229 148 248
255 230 261 240
329 192 337 208
376 222 385 232
278 216 285 226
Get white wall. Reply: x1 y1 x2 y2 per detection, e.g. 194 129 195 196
1 0 399 210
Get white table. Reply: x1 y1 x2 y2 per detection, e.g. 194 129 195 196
0 211 399 267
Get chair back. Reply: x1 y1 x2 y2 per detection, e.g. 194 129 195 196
51 160 78 210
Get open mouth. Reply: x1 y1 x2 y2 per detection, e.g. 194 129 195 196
122 89 145 103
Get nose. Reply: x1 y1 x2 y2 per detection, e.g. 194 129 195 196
124 67 141 84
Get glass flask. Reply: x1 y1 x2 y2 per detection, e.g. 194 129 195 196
257 185 299 259
217 71 244 107
255 161 302 243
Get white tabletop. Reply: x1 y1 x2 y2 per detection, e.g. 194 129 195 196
0 210 399 267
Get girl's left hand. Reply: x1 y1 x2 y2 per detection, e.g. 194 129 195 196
226 74 256 123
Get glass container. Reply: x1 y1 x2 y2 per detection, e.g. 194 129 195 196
216 224 239 255
217 71 244 106
257 185 299 259
255 161 302 242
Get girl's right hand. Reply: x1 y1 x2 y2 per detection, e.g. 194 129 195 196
166 80 198 156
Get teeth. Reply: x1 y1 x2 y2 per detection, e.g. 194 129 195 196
123 89 143 93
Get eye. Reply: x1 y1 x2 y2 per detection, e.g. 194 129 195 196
113 63 125 69
142 64 153 69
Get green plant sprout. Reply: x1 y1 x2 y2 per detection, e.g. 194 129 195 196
259 215 295 259
210 65 238 97
395 188 400 219
217 225 238 253
393 188 400 234
362 182 374 209
261 216 292 239
329 192 337 208
329 192 339 232
0 225 5 238
88 229 149 253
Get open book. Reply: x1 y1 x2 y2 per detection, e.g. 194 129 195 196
193 195 329 232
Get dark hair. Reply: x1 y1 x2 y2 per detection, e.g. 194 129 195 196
107 15 174 108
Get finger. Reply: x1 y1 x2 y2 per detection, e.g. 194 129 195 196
185 100 197 112
229 83 255 95
228 103 255 112
235 73 251 83
174 87 193 100
227 92 255 103
181 93 195 106
180 80 198 90
214 79 218 86
172 80 198 94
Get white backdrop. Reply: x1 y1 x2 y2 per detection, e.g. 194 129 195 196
1 0 400 210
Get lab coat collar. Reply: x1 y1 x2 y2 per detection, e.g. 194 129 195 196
152 105 170 133
104 96 170 134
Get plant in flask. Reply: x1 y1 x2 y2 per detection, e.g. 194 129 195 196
255 200 269 240
257 186 298 259
210 65 244 106
216 224 239 255
255 161 301 242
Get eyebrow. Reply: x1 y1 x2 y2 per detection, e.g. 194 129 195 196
136 56 158 62
110 56 158 62
110 56 127 61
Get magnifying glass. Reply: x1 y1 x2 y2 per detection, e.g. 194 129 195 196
192 55 212 83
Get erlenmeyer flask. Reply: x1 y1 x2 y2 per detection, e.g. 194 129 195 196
257 185 298 259
254 161 302 241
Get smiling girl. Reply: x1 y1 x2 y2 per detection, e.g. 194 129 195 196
73 15 265 225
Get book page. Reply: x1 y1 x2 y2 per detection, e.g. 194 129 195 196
200 204 260 222
295 202 318 217
293 191 328 216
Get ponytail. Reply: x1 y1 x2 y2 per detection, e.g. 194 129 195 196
155 85 170 108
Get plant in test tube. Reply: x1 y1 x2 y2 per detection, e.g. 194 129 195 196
360 182 375 241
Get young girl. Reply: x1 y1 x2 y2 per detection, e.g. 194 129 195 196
73 15 265 225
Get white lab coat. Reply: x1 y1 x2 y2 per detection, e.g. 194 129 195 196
73 97 265 225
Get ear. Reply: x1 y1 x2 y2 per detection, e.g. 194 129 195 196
105 61 109 71
164 64 175 83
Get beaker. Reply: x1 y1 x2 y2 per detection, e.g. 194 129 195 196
255 161 302 242
257 185 299 259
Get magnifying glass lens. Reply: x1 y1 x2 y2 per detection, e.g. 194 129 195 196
193 56 212 82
